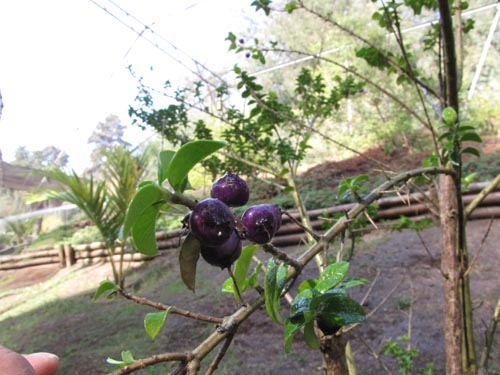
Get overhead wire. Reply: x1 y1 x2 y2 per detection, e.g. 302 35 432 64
88 0 227 87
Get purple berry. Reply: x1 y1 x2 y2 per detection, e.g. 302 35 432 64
210 172 250 207
201 231 242 269
241 204 282 244
189 198 235 246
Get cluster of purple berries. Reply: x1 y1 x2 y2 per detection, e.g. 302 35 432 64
188 172 282 269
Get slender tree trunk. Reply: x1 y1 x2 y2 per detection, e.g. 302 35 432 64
439 174 463 374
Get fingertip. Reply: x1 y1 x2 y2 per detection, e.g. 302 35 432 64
23 352 59 375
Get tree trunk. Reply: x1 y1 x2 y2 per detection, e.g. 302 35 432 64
439 174 463 374
320 334 349 375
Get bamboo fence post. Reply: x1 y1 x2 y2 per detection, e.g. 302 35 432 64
56 244 65 268
63 244 76 267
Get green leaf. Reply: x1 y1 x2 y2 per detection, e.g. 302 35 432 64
460 132 482 143
264 257 288 324
462 147 480 158
315 261 349 293
303 320 320 349
120 184 166 242
144 308 172 339
106 351 136 368
93 280 117 301
167 140 225 192
231 244 259 300
284 316 305 353
318 294 366 327
121 351 135 364
179 233 201 292
298 278 317 294
130 203 161 256
158 150 175 185
247 263 262 287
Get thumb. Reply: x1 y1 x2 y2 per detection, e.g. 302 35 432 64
23 353 59 375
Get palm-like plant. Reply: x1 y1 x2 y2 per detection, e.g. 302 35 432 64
43 145 147 286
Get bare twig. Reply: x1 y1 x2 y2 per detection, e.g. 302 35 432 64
464 218 494 278
118 288 223 325
358 337 394 375
109 352 191 375
205 333 236 375
283 210 320 241
262 243 303 271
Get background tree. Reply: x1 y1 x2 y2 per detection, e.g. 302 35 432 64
13 145 69 169
88 114 131 172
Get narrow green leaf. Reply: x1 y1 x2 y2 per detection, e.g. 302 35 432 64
232 245 259 297
93 280 117 301
167 140 226 192
247 263 262 287
284 317 305 353
144 308 172 339
460 132 482 143
315 261 349 293
462 147 480 157
179 233 201 292
264 257 280 323
106 358 127 367
120 184 166 241
303 320 320 350
158 150 175 185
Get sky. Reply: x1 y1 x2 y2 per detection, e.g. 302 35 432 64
0 0 252 172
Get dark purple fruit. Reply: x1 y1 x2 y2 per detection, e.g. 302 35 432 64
241 204 282 244
201 231 242 269
189 198 235 246
210 172 250 207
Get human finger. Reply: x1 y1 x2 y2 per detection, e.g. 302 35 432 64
0 345 36 375
23 353 59 375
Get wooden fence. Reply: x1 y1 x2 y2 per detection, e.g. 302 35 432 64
2 182 500 271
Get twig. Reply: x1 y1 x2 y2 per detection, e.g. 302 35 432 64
464 218 494 278
415 231 436 264
479 299 500 373
262 243 302 271
109 352 191 375
345 276 405 334
118 288 223 325
283 211 320 241
358 337 394 375
205 333 235 375
360 270 381 306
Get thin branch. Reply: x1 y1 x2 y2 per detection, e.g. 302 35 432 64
283 210 320 241
358 337 394 375
464 218 494 278
465 172 500 219
205 333 235 375
109 352 191 375
118 288 223 325
262 243 303 271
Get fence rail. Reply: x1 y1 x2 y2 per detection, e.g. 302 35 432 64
2 182 499 271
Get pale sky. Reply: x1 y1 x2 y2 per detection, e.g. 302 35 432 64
0 0 251 172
